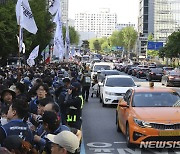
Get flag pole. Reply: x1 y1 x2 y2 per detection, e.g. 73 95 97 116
18 16 21 82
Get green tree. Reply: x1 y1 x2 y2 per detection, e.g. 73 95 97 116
63 26 80 45
109 30 124 47
0 0 54 60
148 33 154 41
81 40 89 49
93 39 101 52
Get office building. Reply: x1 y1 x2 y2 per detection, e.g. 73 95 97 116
75 8 117 39
61 0 68 24
115 23 136 31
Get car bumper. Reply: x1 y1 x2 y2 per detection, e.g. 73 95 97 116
129 122 180 144
103 95 124 104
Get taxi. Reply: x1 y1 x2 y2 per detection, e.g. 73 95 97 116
116 86 180 147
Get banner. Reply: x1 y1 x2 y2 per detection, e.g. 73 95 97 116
48 0 60 15
16 0 38 34
53 9 64 59
27 58 35 67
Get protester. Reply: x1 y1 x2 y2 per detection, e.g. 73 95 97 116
47 131 80 154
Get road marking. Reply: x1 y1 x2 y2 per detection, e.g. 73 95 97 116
114 141 126 144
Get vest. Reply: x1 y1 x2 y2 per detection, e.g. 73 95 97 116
1 119 33 144
66 95 84 123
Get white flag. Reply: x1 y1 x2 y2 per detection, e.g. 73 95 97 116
27 58 35 67
28 45 39 60
65 22 70 59
48 0 60 15
16 0 38 34
16 29 26 53
53 9 64 59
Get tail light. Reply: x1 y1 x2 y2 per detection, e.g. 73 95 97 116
139 71 143 74
169 76 175 79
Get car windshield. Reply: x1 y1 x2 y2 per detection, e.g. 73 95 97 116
102 71 120 75
94 65 110 72
105 78 135 87
132 92 180 107
169 71 180 76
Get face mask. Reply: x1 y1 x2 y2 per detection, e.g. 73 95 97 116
0 117 8 125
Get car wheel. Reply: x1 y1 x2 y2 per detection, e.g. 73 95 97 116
126 123 133 148
100 95 102 103
165 80 169 87
116 112 121 132
102 97 106 107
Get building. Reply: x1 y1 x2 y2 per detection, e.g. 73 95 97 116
137 0 154 56
75 8 117 39
61 0 68 24
154 0 180 42
115 23 136 31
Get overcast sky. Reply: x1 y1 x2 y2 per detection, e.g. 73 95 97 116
69 0 139 25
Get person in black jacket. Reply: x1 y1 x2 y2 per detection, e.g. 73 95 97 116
63 82 83 130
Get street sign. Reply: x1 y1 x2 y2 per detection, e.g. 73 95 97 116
147 41 163 50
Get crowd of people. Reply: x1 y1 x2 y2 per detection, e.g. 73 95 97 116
0 62 92 154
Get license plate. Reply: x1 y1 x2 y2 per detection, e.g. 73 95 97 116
159 131 180 136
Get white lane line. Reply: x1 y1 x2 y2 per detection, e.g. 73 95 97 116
114 142 126 144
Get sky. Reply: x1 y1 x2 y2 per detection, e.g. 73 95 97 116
69 0 139 25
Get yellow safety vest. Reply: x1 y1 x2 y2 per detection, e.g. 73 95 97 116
67 95 84 122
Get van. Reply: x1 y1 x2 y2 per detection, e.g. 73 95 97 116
91 62 114 81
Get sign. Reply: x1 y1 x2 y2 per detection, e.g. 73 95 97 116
147 42 163 50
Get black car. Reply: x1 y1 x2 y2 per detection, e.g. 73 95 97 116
146 68 163 81
136 68 150 78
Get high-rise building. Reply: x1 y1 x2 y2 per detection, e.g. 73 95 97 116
154 0 180 42
75 8 117 38
61 0 68 24
115 23 136 31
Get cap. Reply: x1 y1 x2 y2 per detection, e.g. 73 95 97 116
3 135 23 151
71 82 81 89
1 88 16 99
47 131 79 153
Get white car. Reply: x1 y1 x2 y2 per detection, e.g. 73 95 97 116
100 75 137 107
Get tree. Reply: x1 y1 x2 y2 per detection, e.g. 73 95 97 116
0 0 54 61
109 31 124 47
93 39 101 52
62 26 80 45
81 40 89 49
121 27 138 54
148 33 154 41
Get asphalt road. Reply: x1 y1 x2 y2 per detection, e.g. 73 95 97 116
81 73 180 154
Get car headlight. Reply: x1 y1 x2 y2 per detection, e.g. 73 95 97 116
105 91 116 95
133 118 152 128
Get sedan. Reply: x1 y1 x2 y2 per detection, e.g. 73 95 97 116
146 68 163 81
99 75 137 107
116 87 180 147
162 70 180 87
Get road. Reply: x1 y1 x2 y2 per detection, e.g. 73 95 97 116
81 73 180 154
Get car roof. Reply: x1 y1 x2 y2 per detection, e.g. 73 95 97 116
134 87 176 93
106 75 132 79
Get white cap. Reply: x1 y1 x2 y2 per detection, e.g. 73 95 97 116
47 131 79 153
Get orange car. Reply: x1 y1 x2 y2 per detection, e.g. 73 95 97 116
116 87 180 147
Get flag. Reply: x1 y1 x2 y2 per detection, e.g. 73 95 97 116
16 28 26 53
16 0 38 34
41 45 50 63
53 9 64 59
27 58 35 67
65 22 70 60
48 0 60 15
28 45 39 60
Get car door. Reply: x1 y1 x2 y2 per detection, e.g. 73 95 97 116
118 89 132 133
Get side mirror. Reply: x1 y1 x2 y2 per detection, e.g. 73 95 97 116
118 101 129 108
136 84 141 87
